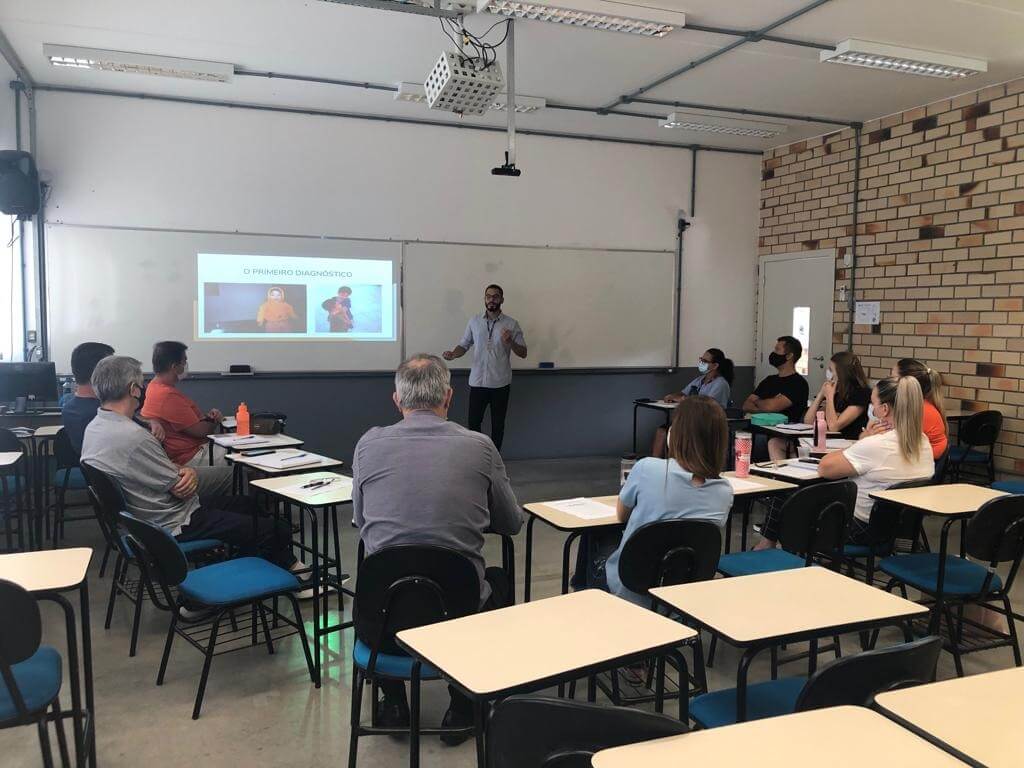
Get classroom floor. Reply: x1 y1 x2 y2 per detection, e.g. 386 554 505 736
3 457 1021 767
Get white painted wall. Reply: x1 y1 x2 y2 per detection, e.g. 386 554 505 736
35 91 758 366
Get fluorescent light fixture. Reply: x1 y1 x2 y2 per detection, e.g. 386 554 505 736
395 82 546 113
475 0 682 37
820 39 987 79
43 44 234 82
658 112 786 138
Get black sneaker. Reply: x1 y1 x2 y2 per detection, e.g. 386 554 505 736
440 706 474 746
375 696 410 733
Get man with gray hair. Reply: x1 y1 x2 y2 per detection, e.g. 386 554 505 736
352 353 522 740
81 356 299 580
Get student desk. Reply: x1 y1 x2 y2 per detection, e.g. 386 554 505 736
875 666 1024 768
225 448 342 495
206 432 304 466
521 495 620 602
0 449 33 551
651 567 928 723
0 547 97 768
632 400 677 453
945 410 972 423
720 472 797 553
592 706 968 767
397 589 696 768
249 471 352 688
749 458 826 486
868 484 1008 635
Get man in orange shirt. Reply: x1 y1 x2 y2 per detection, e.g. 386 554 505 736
142 341 228 471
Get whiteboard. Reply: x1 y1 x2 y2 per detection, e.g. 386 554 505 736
403 243 676 369
45 225 402 372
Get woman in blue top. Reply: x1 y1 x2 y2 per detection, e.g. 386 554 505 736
652 348 734 457
607 395 735 606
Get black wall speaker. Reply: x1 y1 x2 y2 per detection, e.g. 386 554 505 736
0 150 40 219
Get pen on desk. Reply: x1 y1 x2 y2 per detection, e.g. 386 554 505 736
302 478 335 490
279 452 309 462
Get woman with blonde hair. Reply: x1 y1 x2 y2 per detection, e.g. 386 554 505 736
892 358 948 460
818 376 934 544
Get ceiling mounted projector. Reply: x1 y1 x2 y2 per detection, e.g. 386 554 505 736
424 52 505 116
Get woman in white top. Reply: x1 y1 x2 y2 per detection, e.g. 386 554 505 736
819 375 934 544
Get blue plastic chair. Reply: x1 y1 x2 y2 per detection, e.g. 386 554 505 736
690 636 941 728
50 429 91 544
348 545 482 768
0 579 70 767
879 495 1024 676
79 462 224 658
993 480 1024 495
118 511 315 719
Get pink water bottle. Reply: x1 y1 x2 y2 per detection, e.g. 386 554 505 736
734 431 752 478
815 411 827 450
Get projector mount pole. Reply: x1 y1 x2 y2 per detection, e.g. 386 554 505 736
492 18 520 176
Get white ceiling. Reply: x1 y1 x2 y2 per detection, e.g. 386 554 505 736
2 0 1024 151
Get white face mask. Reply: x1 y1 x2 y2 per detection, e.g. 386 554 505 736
867 404 875 422
178 363 189 381
697 361 710 375
825 369 835 382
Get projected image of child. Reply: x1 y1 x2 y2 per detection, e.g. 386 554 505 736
257 286 300 333
321 286 354 332
316 284 383 334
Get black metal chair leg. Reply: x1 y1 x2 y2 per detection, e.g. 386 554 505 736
51 699 70 768
192 611 224 719
285 595 316 683
129 574 144 657
1004 596 1022 667
347 666 363 768
410 662 421 768
157 607 179 685
944 606 965 678
707 634 718 668
104 555 122 630
37 715 54 768
98 542 112 579
257 602 274 654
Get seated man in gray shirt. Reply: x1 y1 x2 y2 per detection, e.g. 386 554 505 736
353 353 523 742
80 356 299 587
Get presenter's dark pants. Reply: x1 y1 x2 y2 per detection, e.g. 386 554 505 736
468 385 511 450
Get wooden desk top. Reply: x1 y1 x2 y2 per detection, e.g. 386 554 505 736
651 567 927 645
211 433 304 449
722 472 797 496
0 548 93 592
875 667 1024 768
226 450 343 475
945 410 972 421
250 471 353 506
869 483 1007 516
592 706 967 767
32 425 64 438
0 451 23 467
523 496 621 531
397 590 695 697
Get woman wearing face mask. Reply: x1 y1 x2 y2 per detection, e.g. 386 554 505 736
802 351 870 440
663 348 733 409
818 376 934 545
889 358 947 460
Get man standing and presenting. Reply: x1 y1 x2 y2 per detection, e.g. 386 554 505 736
443 284 527 451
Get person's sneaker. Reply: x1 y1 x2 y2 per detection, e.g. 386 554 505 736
440 706 474 746
177 605 214 623
295 582 338 600
375 696 410 735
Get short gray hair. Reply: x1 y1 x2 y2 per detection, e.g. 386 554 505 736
395 354 451 410
92 355 144 404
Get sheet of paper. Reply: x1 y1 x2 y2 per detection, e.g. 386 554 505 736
799 438 854 450
244 449 323 470
280 476 352 499
212 433 274 448
546 497 618 520
755 462 820 480
727 476 771 493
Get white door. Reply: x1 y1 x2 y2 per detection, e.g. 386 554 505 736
756 250 836 396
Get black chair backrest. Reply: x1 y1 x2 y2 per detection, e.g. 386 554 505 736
778 480 858 561
0 427 23 453
118 511 190 590
795 636 942 711
617 519 721 595
866 477 934 546
960 410 1002 449
79 461 133 557
53 428 80 470
354 545 480 656
0 579 43 718
966 495 1024 572
487 696 688 768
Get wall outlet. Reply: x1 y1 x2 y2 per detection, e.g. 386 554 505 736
26 330 37 343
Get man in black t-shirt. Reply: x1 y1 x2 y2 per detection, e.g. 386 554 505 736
742 335 810 460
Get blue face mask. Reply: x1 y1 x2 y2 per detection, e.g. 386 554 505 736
697 361 710 375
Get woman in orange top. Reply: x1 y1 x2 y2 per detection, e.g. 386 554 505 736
256 286 298 333
893 358 948 460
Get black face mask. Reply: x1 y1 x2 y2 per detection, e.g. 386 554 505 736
768 352 788 368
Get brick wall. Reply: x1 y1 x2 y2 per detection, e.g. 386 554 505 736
759 77 1024 475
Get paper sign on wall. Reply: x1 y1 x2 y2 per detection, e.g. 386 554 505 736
854 301 881 325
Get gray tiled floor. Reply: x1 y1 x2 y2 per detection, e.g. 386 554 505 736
2 457 1020 767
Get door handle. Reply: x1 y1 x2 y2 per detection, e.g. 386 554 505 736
811 355 825 361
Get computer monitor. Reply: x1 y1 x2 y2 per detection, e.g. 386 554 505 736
0 361 59 406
